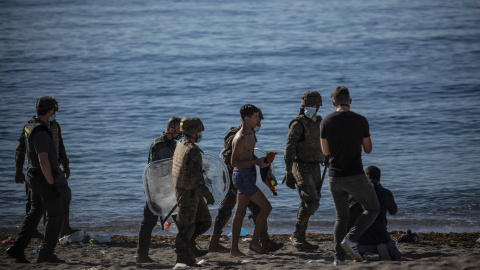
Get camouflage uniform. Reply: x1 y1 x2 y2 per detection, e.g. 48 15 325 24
209 126 270 249
15 119 73 235
172 139 212 259
285 114 325 245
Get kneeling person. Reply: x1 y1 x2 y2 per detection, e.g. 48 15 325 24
348 166 401 261
172 117 214 266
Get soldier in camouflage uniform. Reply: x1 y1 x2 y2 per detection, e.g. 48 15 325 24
172 117 214 266
283 91 325 250
208 110 283 252
14 97 77 237
136 116 182 263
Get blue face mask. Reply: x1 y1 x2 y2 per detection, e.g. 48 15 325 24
304 107 317 118
253 126 261 133
49 113 56 122
197 133 202 143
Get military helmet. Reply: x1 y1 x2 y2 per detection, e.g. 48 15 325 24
301 91 322 107
36 96 58 112
180 117 204 136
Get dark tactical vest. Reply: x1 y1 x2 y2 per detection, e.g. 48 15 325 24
289 115 325 163
50 121 60 157
148 133 176 163
222 126 258 170
222 126 241 170
24 118 60 170
172 140 204 189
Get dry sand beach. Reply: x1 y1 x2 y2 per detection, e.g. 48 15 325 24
1 230 479 270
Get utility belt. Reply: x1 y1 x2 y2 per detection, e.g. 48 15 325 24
26 166 65 185
294 160 321 165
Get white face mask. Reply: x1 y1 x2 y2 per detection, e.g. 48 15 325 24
253 126 261 133
49 112 56 122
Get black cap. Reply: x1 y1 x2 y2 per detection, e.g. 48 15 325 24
36 96 58 112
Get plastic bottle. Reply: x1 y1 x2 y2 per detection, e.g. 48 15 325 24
90 235 111 243
59 236 69 245
164 221 171 231
89 239 100 245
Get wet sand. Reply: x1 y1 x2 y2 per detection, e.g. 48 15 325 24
1 230 479 269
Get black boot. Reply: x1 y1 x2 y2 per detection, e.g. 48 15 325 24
176 252 196 266
37 253 65 263
6 246 29 263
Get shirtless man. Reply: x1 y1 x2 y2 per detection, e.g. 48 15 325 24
230 104 272 257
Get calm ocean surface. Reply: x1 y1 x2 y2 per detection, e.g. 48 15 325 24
1 0 479 236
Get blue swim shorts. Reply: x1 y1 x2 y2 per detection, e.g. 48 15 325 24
232 168 259 198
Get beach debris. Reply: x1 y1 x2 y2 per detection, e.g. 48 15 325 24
228 228 248 237
2 237 14 244
308 259 326 263
398 229 422 243
242 238 252 242
197 259 208 265
88 235 111 244
173 263 189 269
59 230 88 244
239 260 250 264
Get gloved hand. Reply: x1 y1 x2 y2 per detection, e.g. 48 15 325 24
15 171 25 184
283 173 296 190
199 186 215 205
63 166 70 180
49 183 61 199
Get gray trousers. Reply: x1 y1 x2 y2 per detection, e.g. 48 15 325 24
329 174 380 261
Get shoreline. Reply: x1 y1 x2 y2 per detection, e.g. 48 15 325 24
1 230 479 269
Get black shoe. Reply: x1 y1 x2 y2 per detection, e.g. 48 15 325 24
176 252 196 266
136 254 155 263
6 246 29 263
60 227 80 237
190 246 209 257
32 229 44 239
37 253 65 263
264 241 284 252
301 240 319 250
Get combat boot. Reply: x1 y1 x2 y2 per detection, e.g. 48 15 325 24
208 234 230 253
6 246 29 263
290 230 318 250
189 240 209 257
175 252 196 266
260 234 284 252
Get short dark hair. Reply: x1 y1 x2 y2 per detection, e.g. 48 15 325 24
36 96 58 116
166 116 181 130
331 86 350 105
240 104 260 121
365 166 381 182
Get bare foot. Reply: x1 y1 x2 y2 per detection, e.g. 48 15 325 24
249 243 268 254
230 248 247 257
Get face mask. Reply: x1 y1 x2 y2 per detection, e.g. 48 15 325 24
49 113 56 122
172 131 183 140
304 107 317 118
196 133 202 143
253 126 261 133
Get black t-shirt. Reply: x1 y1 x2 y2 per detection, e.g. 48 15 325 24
320 111 370 177
31 129 60 170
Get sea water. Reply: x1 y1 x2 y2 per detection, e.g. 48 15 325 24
1 0 479 235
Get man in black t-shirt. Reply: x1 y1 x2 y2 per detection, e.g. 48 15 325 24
320 86 379 266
